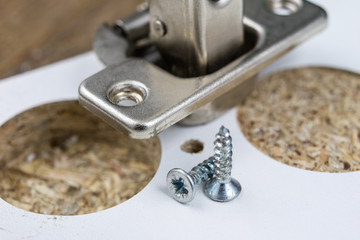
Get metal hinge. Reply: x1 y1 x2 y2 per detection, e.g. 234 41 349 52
79 0 327 139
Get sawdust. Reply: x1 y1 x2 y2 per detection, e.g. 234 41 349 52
0 101 161 215
237 67 360 172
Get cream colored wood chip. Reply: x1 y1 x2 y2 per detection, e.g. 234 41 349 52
0 101 161 215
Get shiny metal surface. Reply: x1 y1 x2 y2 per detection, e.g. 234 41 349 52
167 169 196 204
204 178 242 202
149 0 244 77
204 126 241 202
166 158 215 204
115 10 150 45
80 0 327 139
179 74 256 125
93 24 129 66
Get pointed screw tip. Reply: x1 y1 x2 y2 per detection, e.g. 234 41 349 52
218 125 230 136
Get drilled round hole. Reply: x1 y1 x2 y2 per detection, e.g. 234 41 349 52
268 0 303 16
0 101 161 215
107 81 147 107
181 139 204 154
237 67 360 173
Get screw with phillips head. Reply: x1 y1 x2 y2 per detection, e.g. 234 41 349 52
167 157 215 204
204 125 242 202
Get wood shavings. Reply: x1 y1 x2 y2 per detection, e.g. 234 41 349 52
237 67 360 172
181 139 204 154
0 101 161 215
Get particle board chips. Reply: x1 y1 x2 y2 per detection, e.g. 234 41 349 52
238 67 360 172
0 101 161 215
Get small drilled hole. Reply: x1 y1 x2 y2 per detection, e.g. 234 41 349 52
180 139 204 154
107 81 147 107
268 0 303 16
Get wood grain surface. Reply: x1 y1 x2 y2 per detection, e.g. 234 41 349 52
0 0 142 80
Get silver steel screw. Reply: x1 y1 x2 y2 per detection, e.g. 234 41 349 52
167 157 215 204
204 126 242 202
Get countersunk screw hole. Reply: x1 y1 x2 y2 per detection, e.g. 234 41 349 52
209 0 231 8
268 0 303 16
107 81 147 107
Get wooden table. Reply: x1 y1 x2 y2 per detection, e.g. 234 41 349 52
0 0 141 80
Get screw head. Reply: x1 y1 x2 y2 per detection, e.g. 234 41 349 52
166 168 195 204
151 19 167 37
204 178 241 202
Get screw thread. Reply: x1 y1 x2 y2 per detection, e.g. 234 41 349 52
213 126 233 182
189 157 215 184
